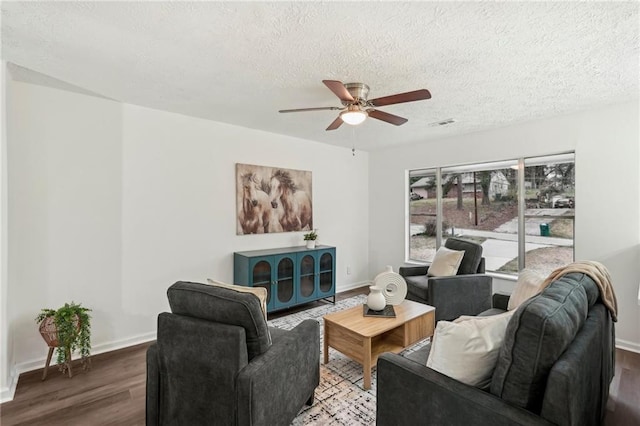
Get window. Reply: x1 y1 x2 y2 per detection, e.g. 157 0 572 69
407 153 574 276
408 169 437 262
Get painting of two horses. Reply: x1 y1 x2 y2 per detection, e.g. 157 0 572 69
236 163 313 235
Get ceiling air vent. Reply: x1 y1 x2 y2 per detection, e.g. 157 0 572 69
429 118 456 127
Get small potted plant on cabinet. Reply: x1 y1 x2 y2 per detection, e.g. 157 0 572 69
35 302 92 379
303 229 318 249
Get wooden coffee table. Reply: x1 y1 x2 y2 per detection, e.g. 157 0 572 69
323 299 435 390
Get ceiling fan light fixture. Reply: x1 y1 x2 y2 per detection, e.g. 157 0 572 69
279 80 430 131
340 106 368 125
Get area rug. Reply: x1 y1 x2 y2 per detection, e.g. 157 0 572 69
268 295 430 425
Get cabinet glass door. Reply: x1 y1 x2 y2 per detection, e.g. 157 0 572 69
275 255 295 308
251 260 273 307
298 253 316 301
318 251 334 296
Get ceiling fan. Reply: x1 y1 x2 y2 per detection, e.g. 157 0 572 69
279 80 431 131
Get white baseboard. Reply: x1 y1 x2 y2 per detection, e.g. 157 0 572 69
616 338 640 354
90 331 157 356
3 311 635 404
337 281 371 293
1 331 157 403
0 369 18 404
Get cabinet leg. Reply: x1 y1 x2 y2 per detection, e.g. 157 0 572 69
42 347 54 381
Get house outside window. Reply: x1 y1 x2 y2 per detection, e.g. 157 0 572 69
407 153 575 276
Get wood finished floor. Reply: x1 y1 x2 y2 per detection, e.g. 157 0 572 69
1 286 638 426
606 348 640 426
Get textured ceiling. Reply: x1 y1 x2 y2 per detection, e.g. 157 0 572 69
2 2 639 151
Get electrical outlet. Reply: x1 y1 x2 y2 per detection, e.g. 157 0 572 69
347 266 352 275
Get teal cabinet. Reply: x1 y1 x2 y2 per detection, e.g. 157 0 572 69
297 252 317 303
273 254 296 309
234 245 336 313
247 258 275 311
317 248 336 298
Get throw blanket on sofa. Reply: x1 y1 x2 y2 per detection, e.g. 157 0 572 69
540 260 618 322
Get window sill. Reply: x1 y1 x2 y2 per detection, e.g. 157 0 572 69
403 259 430 266
487 271 517 282
405 259 519 279
404 261 518 282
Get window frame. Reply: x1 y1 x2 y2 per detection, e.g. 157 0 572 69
406 152 575 274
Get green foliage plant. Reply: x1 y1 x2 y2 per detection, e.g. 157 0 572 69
303 229 318 241
35 302 92 372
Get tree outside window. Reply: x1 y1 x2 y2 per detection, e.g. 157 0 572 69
407 153 574 276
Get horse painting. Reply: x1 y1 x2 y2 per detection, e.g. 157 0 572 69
239 172 271 234
269 169 313 232
236 163 313 235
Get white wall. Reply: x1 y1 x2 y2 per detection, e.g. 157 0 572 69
5 82 369 394
0 62 11 401
8 83 124 377
119 103 370 316
369 101 640 351
7 75 636 402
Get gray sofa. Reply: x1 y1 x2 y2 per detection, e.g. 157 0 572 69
400 237 493 321
377 272 615 426
146 281 320 426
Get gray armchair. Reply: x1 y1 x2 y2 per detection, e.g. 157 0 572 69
146 281 320 426
399 237 492 321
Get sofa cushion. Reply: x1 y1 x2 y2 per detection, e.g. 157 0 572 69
207 278 268 321
405 275 429 301
167 281 272 360
490 276 589 413
507 269 546 311
427 311 514 388
405 342 432 365
428 246 465 277
444 237 483 275
566 272 600 307
479 308 507 317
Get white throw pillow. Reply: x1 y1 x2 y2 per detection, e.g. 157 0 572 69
426 310 514 388
507 269 546 311
427 246 465 277
206 278 268 321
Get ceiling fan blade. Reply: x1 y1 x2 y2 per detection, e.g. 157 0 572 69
322 80 354 103
279 106 341 113
326 116 343 131
369 89 431 107
368 109 408 126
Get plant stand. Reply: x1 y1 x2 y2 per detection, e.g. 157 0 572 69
39 317 75 380
41 346 73 380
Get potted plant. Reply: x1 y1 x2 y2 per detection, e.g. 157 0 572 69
303 229 318 249
35 302 92 378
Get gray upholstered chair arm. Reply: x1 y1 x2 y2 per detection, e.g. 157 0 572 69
399 265 430 277
428 274 492 321
493 292 511 311
478 257 486 273
377 353 553 426
146 344 159 426
237 319 320 426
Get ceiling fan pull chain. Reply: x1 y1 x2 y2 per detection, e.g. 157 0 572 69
351 127 356 157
